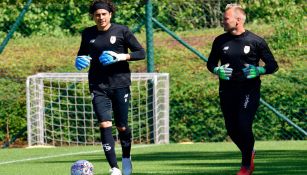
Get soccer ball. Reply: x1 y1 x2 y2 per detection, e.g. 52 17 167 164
71 160 94 175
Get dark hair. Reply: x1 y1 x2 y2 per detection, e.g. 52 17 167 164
89 0 116 15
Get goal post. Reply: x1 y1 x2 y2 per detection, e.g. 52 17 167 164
26 73 169 147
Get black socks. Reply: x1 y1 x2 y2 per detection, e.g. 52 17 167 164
118 127 132 158
100 127 118 168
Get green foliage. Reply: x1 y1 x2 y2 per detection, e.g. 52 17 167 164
0 2 91 37
243 0 305 51
0 78 26 141
0 0 240 37
169 79 226 142
0 0 305 37
269 3 305 50
260 70 307 140
153 0 233 31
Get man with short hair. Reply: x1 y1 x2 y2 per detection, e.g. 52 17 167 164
207 4 278 175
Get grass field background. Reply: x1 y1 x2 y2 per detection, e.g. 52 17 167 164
0 141 306 175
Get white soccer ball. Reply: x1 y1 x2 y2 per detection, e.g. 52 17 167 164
71 160 94 175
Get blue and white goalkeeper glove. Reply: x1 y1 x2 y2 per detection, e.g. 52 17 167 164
75 55 92 71
99 51 127 66
213 64 233 80
242 64 266 79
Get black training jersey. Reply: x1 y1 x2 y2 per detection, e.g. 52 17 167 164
77 24 145 90
207 30 278 86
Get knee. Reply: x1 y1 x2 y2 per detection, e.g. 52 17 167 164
238 123 252 134
117 126 126 132
99 121 112 128
118 126 131 142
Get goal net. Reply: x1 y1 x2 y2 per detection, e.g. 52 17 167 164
26 73 169 147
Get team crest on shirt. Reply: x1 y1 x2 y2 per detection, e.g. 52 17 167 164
110 36 116 44
244 45 250 54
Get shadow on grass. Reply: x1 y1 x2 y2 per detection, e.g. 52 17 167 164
132 150 306 175
45 149 307 175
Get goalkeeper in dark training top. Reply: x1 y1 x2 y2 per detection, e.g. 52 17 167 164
74 0 145 175
207 3 278 175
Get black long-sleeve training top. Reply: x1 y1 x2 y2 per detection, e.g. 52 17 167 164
207 30 278 87
77 24 145 90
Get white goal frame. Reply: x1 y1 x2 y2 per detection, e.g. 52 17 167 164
26 73 169 147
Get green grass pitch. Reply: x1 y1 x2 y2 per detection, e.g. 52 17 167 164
0 141 306 175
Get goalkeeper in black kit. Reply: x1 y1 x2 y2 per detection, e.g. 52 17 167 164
207 4 278 175
74 0 145 175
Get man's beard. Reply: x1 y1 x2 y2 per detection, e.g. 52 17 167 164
224 26 236 32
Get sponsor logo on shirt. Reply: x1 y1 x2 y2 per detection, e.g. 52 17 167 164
90 39 95 44
223 46 229 53
110 36 116 44
244 45 250 54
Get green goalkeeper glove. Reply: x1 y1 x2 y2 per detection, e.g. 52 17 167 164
213 64 233 80
242 64 266 79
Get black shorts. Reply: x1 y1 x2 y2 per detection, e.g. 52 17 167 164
91 86 130 127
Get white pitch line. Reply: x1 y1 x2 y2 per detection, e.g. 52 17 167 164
0 144 154 165
0 150 101 165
